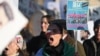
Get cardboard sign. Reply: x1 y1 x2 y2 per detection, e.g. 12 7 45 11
67 0 88 30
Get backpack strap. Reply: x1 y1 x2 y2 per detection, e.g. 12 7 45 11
91 39 97 56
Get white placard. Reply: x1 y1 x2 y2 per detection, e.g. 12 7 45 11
0 0 28 54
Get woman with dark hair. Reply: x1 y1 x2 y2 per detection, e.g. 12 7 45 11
27 15 54 55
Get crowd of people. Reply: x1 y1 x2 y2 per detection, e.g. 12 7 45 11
1 0 100 56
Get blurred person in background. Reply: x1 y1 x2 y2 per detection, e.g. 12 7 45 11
63 28 86 56
80 30 90 41
36 20 75 56
20 19 34 42
27 15 54 55
83 19 100 56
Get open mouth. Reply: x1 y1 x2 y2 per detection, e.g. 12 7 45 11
49 37 53 41
48 37 53 43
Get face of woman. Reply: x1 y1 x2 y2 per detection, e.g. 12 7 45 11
4 39 19 56
41 18 49 33
0 6 9 29
46 24 62 47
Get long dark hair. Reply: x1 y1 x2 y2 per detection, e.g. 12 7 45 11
41 15 54 23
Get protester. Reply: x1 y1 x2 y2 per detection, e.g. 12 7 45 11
35 20 75 56
2 34 29 56
27 15 54 55
83 19 100 56
50 19 86 56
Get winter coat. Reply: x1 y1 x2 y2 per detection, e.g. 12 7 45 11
35 40 75 56
64 35 86 56
27 31 48 55
83 36 100 56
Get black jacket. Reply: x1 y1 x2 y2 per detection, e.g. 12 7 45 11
83 36 100 56
27 31 48 55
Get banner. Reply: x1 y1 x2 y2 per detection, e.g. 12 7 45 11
67 0 88 30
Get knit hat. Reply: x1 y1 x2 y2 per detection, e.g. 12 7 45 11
94 19 100 30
